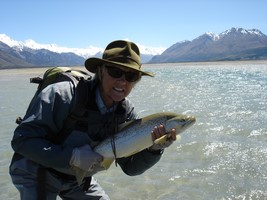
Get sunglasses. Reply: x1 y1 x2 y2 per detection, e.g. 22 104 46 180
105 65 141 82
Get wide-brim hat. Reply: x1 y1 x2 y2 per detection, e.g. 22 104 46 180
85 40 154 77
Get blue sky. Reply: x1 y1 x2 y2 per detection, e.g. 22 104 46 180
1 0 267 49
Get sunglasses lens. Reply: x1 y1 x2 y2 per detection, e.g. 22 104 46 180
106 66 140 82
125 72 140 82
107 66 123 78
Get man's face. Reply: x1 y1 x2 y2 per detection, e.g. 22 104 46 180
100 65 140 107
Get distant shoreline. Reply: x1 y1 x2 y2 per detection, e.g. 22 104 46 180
0 66 86 76
1 60 267 71
0 65 83 70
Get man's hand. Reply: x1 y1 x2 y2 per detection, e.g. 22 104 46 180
70 144 103 172
148 125 176 152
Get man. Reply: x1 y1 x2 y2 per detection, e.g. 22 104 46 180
10 40 176 199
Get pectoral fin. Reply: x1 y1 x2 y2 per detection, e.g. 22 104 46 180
73 159 115 185
101 158 114 169
154 134 181 145
154 134 168 145
73 166 87 186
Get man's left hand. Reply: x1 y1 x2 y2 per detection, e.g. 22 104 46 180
148 125 176 151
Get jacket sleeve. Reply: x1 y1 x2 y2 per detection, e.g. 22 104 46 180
11 81 76 168
116 99 163 176
117 149 162 176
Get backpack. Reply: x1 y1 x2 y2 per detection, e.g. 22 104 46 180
15 66 92 124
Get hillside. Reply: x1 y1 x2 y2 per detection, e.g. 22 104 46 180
149 28 267 63
1 27 267 69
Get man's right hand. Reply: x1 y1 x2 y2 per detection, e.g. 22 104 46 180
70 144 103 172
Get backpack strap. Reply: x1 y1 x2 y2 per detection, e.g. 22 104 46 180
15 67 92 125
44 78 92 143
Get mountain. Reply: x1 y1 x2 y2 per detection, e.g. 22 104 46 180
0 34 87 69
0 34 163 69
0 41 34 67
1 28 267 69
149 28 267 63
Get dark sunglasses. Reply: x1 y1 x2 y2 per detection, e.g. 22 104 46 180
105 65 141 82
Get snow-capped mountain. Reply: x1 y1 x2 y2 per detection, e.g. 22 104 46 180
195 28 265 42
1 27 267 68
0 34 165 68
150 27 267 63
219 27 264 38
0 34 165 59
0 34 103 59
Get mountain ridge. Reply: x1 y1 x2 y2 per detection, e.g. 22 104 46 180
1 27 267 69
149 27 267 63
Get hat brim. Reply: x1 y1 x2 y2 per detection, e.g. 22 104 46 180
85 58 155 77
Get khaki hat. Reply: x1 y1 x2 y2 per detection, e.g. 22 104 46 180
84 40 154 77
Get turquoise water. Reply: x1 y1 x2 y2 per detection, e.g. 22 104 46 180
1 61 267 199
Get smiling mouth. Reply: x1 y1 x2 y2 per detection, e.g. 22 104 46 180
113 87 124 93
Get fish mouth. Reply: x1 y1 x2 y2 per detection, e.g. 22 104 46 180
187 116 196 123
182 116 196 127
168 115 196 133
183 116 196 125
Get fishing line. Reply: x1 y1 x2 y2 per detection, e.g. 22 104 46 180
111 101 118 166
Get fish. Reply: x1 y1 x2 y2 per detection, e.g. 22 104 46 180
74 112 196 184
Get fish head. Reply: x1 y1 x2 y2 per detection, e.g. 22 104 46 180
165 114 196 134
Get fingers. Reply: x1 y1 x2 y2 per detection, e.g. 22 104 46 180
149 126 178 151
151 125 165 141
170 128 177 141
151 125 177 141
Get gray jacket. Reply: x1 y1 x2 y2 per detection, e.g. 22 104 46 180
11 79 162 177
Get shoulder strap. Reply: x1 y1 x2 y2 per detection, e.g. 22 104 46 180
15 67 92 125
45 79 92 143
